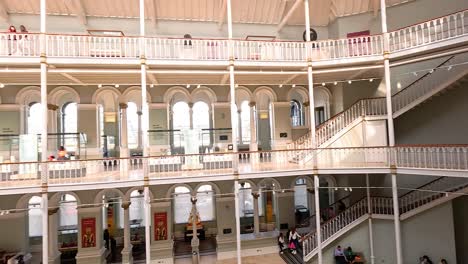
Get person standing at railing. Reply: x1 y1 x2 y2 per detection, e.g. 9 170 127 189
58 146 68 161
7 25 17 56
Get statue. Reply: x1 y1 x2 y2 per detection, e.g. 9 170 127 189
186 210 203 230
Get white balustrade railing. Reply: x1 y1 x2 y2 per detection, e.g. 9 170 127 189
311 35 383 61
0 146 467 189
233 40 307 62
390 10 468 52
46 34 140 58
0 33 40 56
145 38 229 60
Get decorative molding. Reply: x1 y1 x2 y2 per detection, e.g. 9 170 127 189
271 101 290 107
149 103 168 110
251 192 260 199
77 104 97 111
303 101 310 107
212 102 230 108
121 201 131 210
47 104 59 111
0 104 21 111
119 103 128 109
48 207 59 215
152 201 171 208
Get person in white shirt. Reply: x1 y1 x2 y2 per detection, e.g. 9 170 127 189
334 245 346 264
278 233 285 254
289 228 301 254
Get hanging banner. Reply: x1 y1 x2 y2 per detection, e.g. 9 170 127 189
154 212 168 241
81 217 96 248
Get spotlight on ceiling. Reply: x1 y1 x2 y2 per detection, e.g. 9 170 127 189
397 82 402 89
447 66 453 71
369 79 374 82
334 81 338 85
429 69 434 74
150 84 154 88
186 84 191 88
292 84 296 88
322 82 326 86
115 84 119 88
98 84 102 88
348 80 352 84
279 84 283 88
0 83 4 88
197 84 201 89
413 72 418 77
235 84 239 88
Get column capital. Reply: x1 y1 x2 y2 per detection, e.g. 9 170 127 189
188 102 194 108
48 207 59 215
190 197 197 205
47 104 59 111
248 101 256 108
137 111 143 116
303 101 310 107
119 103 128 109
251 192 260 199
121 201 131 210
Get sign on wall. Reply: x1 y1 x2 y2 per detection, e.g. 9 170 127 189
154 212 168 241
81 217 96 248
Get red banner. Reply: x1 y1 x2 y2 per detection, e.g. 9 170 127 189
81 217 96 248
154 212 168 241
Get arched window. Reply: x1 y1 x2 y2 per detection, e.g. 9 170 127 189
294 178 309 209
192 102 210 146
28 196 42 237
240 101 251 144
173 186 192 224
290 100 304 127
59 194 78 233
27 102 42 135
101 196 124 230
196 185 215 221
238 182 253 218
127 102 139 149
172 102 190 148
130 190 145 227
62 102 77 150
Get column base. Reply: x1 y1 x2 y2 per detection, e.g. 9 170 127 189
149 240 174 263
48 252 61 264
120 147 129 158
121 245 133 264
75 247 106 264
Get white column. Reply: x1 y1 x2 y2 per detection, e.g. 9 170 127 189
120 103 129 157
47 104 58 134
188 102 194 130
40 0 48 263
41 193 49 264
252 192 260 234
144 186 151 264
237 109 242 145
313 175 322 264
391 174 403 264
249 102 258 151
137 111 143 150
380 0 395 146
304 0 317 148
234 180 242 264
366 174 375 264
48 208 60 264
121 202 133 264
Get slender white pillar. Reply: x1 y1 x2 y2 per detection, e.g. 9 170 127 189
313 175 322 264
234 180 242 264
48 208 61 264
380 0 395 146
121 202 133 264
188 103 194 130
137 111 143 150
42 192 49 264
120 103 129 157
144 186 151 264
248 102 257 151
237 109 242 145
304 0 317 148
391 174 403 264
366 175 375 264
190 197 200 264
252 192 260 234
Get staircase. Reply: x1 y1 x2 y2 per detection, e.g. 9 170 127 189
280 246 304 264
287 52 468 163
300 176 468 262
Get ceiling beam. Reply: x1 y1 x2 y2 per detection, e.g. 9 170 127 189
49 65 86 85
0 0 9 22
220 73 229 84
218 0 227 29
277 0 302 32
373 0 380 17
64 0 87 26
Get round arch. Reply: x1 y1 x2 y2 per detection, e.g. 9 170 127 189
314 86 332 119
191 86 217 104
49 86 81 106
230 86 253 106
15 86 41 105
49 191 82 207
290 175 314 189
257 178 282 190
91 86 122 104
164 86 191 104
121 86 152 107
194 182 221 195
124 187 155 201
233 179 258 192
93 189 126 204
287 86 309 103
92 86 121 112
166 184 194 198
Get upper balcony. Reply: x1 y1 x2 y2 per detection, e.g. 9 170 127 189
0 9 466 69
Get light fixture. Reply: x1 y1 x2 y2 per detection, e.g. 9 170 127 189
197 84 201 88
447 66 453 71
429 69 434 74
369 79 374 82
348 80 352 84
279 84 283 88
150 84 154 88
344 188 348 191
98 84 102 88
413 72 418 77
445 192 449 197
235 84 239 88
397 82 402 89
0 83 4 88
115 84 119 88
292 84 296 88
322 82 326 86
186 84 191 88
334 81 338 85
334 188 338 191
349 188 353 192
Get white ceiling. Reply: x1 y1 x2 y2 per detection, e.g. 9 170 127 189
2 0 415 27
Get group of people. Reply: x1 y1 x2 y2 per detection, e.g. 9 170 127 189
420 255 448 264
8 25 28 34
334 245 361 263
278 227 302 255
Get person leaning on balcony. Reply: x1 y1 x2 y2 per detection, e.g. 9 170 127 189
58 146 67 160
7 25 17 55
439 259 448 264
